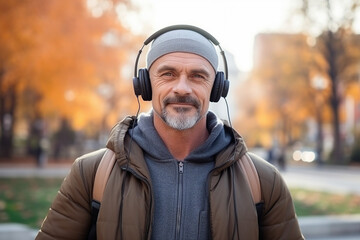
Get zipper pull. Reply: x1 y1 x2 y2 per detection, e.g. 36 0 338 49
178 162 184 174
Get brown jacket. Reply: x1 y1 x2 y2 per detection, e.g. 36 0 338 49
36 116 304 240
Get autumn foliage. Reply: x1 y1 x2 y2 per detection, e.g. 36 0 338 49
0 0 142 158
238 31 360 162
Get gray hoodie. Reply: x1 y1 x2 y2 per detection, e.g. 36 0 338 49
129 110 232 240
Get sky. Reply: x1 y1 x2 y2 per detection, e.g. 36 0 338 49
126 0 298 72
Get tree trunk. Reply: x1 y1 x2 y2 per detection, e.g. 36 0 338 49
315 102 324 165
0 84 16 158
325 31 344 164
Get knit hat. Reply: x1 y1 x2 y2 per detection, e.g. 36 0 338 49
146 29 218 71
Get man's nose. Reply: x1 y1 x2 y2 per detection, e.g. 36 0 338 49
173 75 192 95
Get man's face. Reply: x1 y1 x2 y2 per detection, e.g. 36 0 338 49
149 52 216 130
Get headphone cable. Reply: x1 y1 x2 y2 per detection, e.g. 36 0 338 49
127 96 141 161
224 98 232 128
120 95 141 238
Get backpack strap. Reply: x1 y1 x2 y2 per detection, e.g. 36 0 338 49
239 153 262 204
93 150 261 204
88 149 262 239
93 149 116 203
92 149 262 205
240 152 264 232
88 148 116 240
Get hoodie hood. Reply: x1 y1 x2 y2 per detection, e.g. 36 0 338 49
128 110 233 163
105 112 247 167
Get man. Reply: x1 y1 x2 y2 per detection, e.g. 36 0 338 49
36 25 304 239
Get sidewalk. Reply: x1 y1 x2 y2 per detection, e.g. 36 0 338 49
1 214 360 239
0 165 71 178
300 214 360 239
0 223 37 240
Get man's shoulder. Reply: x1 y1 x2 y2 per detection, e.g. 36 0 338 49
73 148 107 173
247 152 282 182
77 148 107 162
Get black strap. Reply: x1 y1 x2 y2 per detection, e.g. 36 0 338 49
87 200 101 240
256 202 264 239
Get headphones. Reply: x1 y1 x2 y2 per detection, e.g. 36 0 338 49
132 25 230 102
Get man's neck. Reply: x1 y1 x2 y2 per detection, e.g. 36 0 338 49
153 114 209 161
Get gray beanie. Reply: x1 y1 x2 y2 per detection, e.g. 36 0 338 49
146 29 218 71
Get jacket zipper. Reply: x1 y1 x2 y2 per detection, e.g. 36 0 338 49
175 161 184 240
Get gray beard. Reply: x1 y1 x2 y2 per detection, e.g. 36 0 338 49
161 107 201 130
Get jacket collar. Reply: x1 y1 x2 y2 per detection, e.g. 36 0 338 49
211 124 248 173
106 115 248 175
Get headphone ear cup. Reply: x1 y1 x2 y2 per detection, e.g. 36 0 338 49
133 77 141 97
137 68 152 101
222 78 229 98
210 71 225 102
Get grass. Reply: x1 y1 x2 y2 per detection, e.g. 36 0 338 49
0 178 64 229
290 188 360 216
0 177 360 229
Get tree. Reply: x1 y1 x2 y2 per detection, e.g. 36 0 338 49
0 0 141 158
295 0 360 163
0 0 37 157
243 33 326 150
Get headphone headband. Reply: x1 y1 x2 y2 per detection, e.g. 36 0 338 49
143 24 220 46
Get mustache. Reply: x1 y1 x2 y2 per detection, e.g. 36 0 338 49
163 96 200 108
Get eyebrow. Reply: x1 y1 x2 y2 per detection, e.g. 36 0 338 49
156 65 177 73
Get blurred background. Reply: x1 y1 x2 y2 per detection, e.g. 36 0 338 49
0 0 360 238
1 0 360 166
0 0 360 166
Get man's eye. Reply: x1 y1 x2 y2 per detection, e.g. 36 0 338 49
193 74 205 79
162 72 173 77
